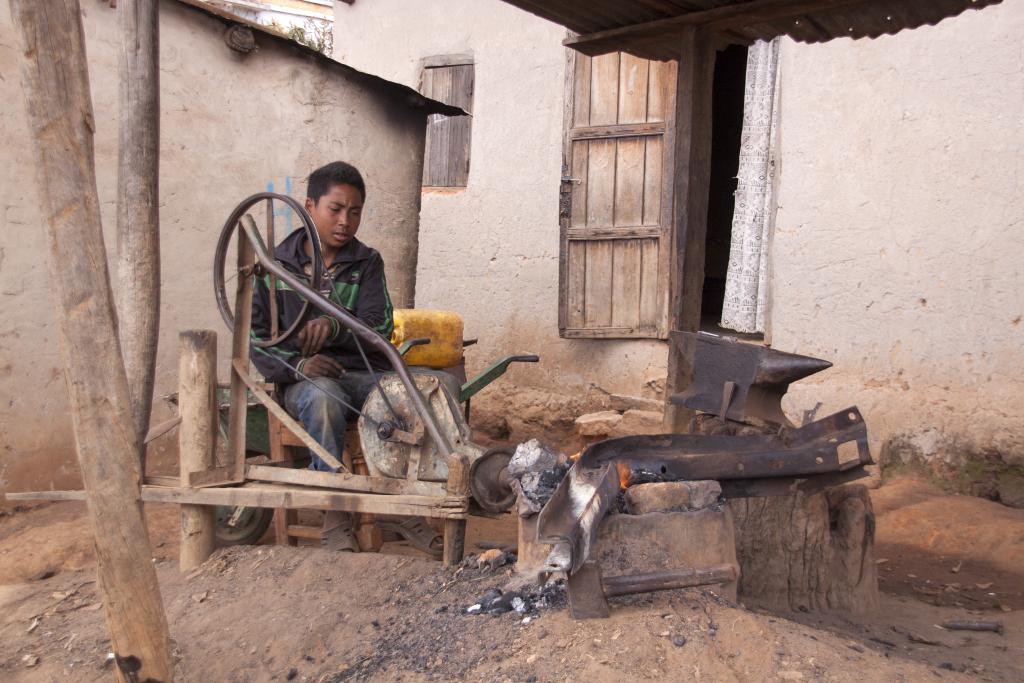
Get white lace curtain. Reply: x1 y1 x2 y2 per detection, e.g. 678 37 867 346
720 38 780 334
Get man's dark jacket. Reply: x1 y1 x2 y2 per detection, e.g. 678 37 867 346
250 229 394 384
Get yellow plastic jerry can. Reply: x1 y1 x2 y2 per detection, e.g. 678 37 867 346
391 309 464 369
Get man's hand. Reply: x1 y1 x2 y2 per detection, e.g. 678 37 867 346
300 354 345 378
298 317 333 357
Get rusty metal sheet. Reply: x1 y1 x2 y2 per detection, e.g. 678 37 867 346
537 407 871 574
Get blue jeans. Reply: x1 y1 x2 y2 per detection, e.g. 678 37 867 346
283 372 377 472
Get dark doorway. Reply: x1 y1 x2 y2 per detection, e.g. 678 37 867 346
701 44 754 337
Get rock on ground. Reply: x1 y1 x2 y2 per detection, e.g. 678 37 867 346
573 410 622 437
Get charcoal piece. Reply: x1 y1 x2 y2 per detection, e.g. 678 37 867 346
509 441 570 514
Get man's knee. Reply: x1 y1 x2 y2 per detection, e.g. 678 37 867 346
288 377 351 421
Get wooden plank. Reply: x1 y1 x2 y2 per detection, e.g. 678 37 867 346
664 28 717 431
642 135 663 226
569 122 665 140
589 52 620 126
246 464 446 497
447 64 474 186
572 51 591 128
639 238 662 328
443 453 471 565
7 486 461 519
611 240 642 328
223 227 255 484
570 140 589 228
584 240 614 327
586 139 616 228
228 359 345 472
617 53 649 124
647 59 672 123
178 330 217 572
568 226 662 240
8 2 173 678
566 240 587 329
614 137 645 227
423 66 453 186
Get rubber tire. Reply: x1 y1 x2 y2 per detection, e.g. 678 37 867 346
214 506 275 547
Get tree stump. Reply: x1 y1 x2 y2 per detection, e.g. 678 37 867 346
729 485 878 613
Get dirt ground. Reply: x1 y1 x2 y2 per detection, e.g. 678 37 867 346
1 475 1022 682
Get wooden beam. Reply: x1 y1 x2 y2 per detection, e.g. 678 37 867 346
7 2 173 680
443 452 471 566
224 229 257 483
230 359 346 472
115 0 161 453
245 464 447 497
178 330 217 572
564 0 874 56
8 484 470 519
664 28 716 433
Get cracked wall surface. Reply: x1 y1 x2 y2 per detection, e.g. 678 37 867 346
770 1 1024 468
0 1 427 493
333 0 670 442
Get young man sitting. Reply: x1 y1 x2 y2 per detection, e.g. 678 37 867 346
250 161 407 552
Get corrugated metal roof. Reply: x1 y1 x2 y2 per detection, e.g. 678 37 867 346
502 0 1004 59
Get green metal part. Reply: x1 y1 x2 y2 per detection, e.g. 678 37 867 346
459 354 539 403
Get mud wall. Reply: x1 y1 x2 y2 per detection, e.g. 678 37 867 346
333 0 670 441
770 2 1024 475
0 1 427 493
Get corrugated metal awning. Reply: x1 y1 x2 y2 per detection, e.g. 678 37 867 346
501 0 1004 59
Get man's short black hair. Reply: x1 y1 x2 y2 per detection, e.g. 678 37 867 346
307 161 366 203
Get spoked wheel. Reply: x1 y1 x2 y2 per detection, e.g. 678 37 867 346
212 192 323 348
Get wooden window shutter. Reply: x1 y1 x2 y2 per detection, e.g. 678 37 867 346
420 60 474 187
559 51 677 339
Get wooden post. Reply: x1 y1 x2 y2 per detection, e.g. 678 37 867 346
179 330 217 571
8 1 173 680
116 0 161 453
663 27 717 433
442 453 471 566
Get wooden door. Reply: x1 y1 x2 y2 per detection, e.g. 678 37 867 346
559 51 677 339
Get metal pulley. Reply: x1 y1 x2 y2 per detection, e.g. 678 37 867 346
469 447 516 513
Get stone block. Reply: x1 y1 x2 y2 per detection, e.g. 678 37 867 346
609 393 664 413
624 480 722 514
574 410 622 437
610 409 664 437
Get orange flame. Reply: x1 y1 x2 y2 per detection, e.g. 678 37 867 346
616 461 631 490
568 451 582 462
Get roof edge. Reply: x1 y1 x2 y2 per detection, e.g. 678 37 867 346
171 0 466 117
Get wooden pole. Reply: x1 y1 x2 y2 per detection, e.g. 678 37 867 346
663 27 717 433
7 1 173 680
116 0 162 453
178 330 217 572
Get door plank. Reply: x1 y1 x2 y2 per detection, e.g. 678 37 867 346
614 137 645 227
570 140 589 229
589 52 620 126
618 54 650 124
639 237 662 328
647 59 673 124
566 240 587 329
572 53 592 128
586 139 616 228
584 240 614 327
611 240 642 328
642 136 663 226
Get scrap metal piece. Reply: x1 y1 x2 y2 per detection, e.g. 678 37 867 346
670 331 833 427
537 407 871 575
